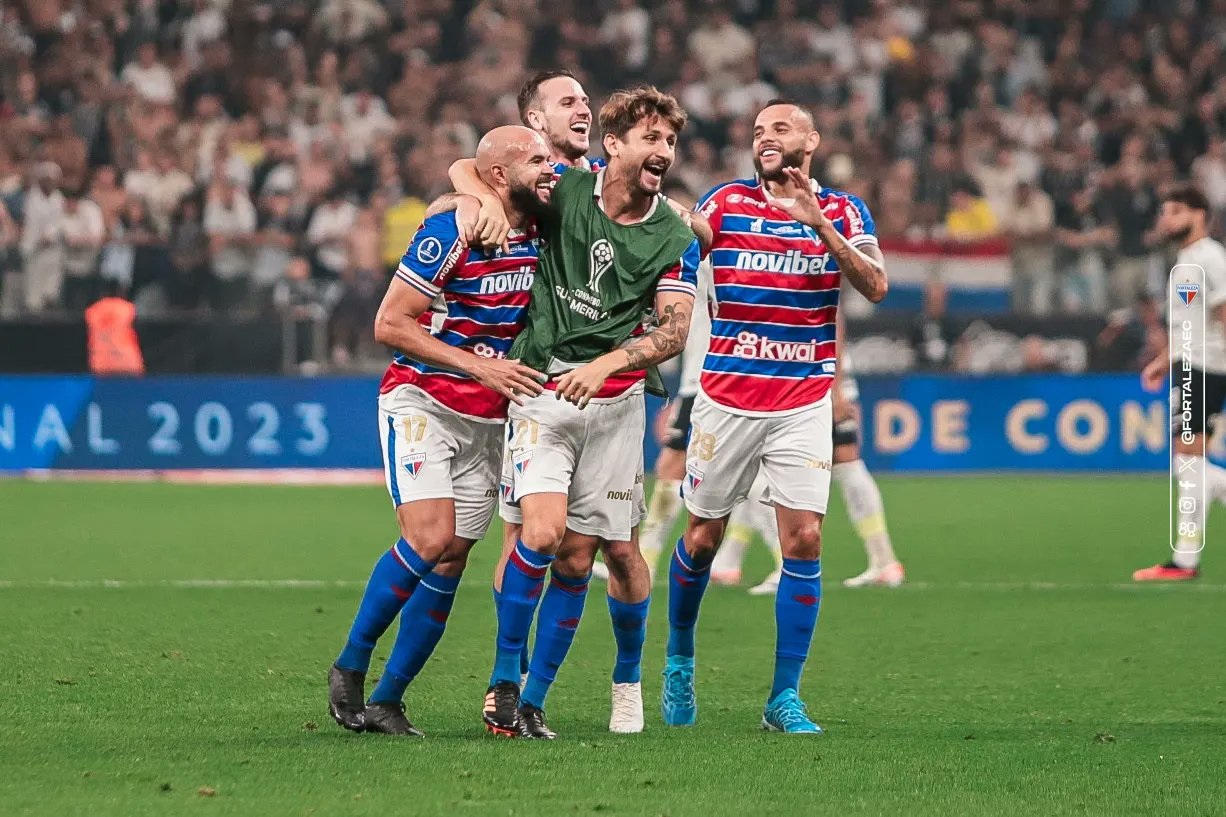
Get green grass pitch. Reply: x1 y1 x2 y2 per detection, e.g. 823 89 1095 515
2 476 1224 816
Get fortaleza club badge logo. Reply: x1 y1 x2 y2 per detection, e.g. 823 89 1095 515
685 463 704 491
402 452 426 479
1177 282 1200 306
513 451 531 475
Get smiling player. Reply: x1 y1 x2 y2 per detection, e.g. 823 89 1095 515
453 86 701 738
327 126 553 736
662 100 888 734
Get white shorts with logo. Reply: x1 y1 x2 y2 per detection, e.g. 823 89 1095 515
682 392 833 518
501 387 645 540
378 385 502 541
498 447 645 532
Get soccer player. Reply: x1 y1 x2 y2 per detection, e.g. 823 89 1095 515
453 86 700 738
1135 186 1226 581
469 71 710 734
327 126 553 735
663 100 888 734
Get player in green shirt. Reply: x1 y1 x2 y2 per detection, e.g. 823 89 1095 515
452 86 703 738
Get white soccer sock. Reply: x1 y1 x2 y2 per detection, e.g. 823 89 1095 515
639 479 682 574
1173 459 1207 569
714 502 755 574
833 460 897 570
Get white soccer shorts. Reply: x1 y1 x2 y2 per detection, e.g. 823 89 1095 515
378 385 502 541
499 447 646 531
501 388 645 541
682 392 833 519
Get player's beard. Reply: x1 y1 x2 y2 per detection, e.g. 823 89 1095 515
754 145 807 182
509 180 550 216
632 158 669 197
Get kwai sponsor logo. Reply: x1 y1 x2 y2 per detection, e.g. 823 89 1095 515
731 331 822 362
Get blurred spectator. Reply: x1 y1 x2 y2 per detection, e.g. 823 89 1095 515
203 174 257 309
182 0 227 72
168 195 209 310
306 186 358 279
119 199 172 312
1099 160 1159 308
0 201 19 317
123 149 160 202
602 0 652 76
274 255 336 319
340 90 396 165
274 255 340 368
20 163 66 314
331 206 385 363
252 190 300 299
916 143 959 230
60 189 106 311
1054 189 1116 314
253 129 299 200
944 181 999 243
88 167 128 234
145 151 197 235
910 280 953 371
688 6 755 84
1002 182 1056 315
121 42 176 106
43 116 89 192
1192 136 1226 216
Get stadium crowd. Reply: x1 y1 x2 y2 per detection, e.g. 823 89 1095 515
0 0 1223 364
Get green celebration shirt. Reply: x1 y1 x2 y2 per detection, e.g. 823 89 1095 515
510 168 699 397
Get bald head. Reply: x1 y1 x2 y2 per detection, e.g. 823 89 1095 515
474 124 555 216
476 125 550 180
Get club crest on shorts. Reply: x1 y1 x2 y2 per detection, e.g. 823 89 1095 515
402 452 426 479
685 462 704 491
588 238 615 293
513 450 531 475
1177 282 1199 306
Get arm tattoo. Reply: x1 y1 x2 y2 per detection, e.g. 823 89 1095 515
818 223 887 303
621 302 691 371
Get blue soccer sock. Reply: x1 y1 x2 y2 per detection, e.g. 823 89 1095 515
493 585 530 678
667 537 713 658
368 572 461 703
490 541 553 686
771 556 822 700
608 595 650 684
337 538 435 673
522 568 590 709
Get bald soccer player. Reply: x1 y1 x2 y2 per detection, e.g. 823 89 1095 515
328 126 555 736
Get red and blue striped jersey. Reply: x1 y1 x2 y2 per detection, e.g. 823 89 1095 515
695 176 877 415
379 212 538 422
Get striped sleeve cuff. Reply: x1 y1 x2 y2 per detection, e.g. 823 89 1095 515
657 280 698 297
849 233 879 248
396 264 442 298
